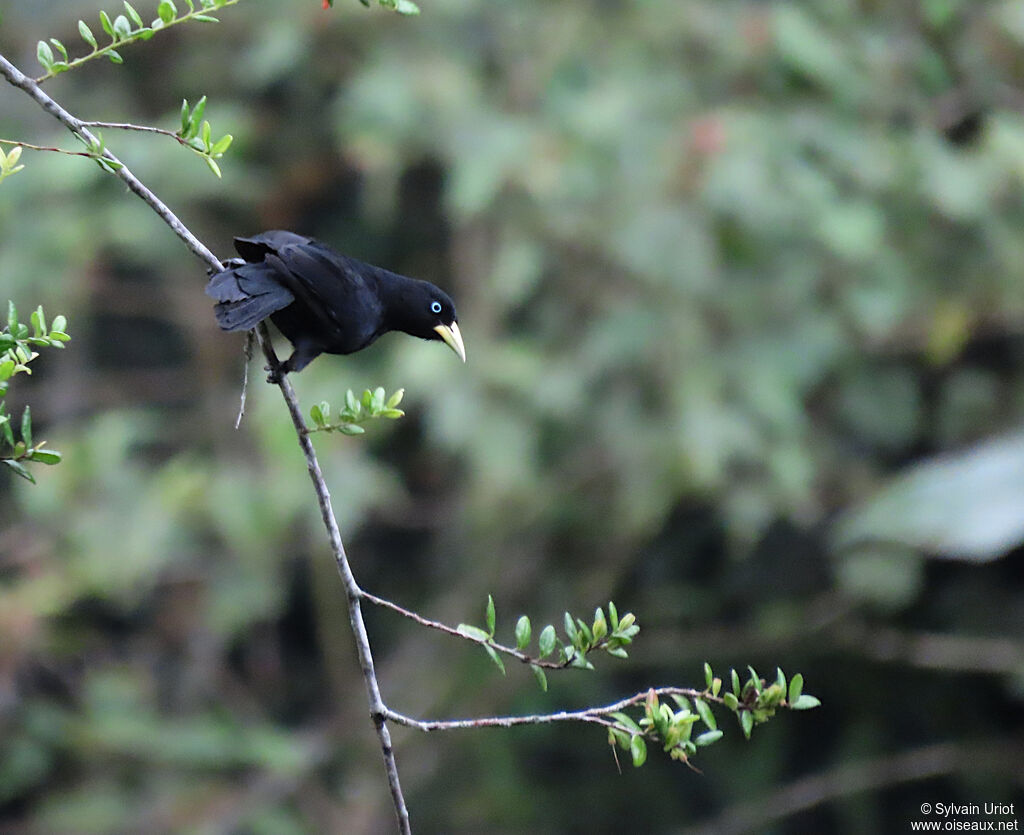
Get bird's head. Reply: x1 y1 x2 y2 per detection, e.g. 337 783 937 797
385 278 466 363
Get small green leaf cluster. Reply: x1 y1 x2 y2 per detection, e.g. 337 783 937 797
457 597 639 692
0 146 25 185
308 387 405 435
1 302 70 483
328 0 421 14
609 689 721 769
74 132 123 174
36 0 237 81
718 665 821 739
178 97 233 178
607 664 820 769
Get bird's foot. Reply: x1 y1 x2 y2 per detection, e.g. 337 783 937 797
265 362 287 384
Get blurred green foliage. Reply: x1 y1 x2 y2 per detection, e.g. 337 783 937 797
2 0 1024 832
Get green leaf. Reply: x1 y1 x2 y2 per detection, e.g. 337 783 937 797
614 710 642 732
371 386 386 414
694 698 716 731
575 617 593 647
731 669 741 697
29 449 62 465
337 424 365 436
747 665 761 694
2 459 35 483
201 120 212 149
345 389 359 413
592 607 607 642
99 10 115 38
740 710 754 739
79 20 98 49
30 306 45 337
192 14 219 22
310 403 325 426
112 14 132 39
1 411 14 445
456 623 490 642
538 624 556 658
722 693 739 712
20 406 31 448
514 615 531 650
124 1 144 27
788 673 804 705
395 0 420 13
180 99 190 133
775 667 787 693
607 600 619 630
50 39 69 61
158 0 177 24
791 694 821 710
210 134 233 156
704 662 714 690
563 612 578 645
530 664 547 692
385 388 405 409
483 644 506 675
670 694 691 713
106 50 124 64
380 409 405 420
485 594 496 636
629 735 647 767
189 98 206 133
36 41 54 70
204 156 222 178
695 730 724 747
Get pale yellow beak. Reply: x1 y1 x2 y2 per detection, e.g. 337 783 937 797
434 321 466 363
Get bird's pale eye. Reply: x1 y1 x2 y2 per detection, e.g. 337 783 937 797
430 300 443 314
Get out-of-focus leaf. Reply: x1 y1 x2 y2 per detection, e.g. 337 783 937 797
834 431 1024 562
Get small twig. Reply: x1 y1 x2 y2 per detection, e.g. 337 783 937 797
33 0 242 84
358 586 577 672
0 137 107 160
382 686 716 732
234 331 253 430
80 119 194 147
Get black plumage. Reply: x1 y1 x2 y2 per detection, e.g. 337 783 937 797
206 231 465 376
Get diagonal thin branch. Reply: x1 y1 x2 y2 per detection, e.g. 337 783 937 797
254 322 410 833
360 588 570 670
0 52 412 835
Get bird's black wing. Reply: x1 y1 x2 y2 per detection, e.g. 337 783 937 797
266 240 385 352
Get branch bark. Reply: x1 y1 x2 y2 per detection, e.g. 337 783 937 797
382 686 712 732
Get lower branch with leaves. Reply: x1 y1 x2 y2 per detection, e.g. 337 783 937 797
0 8 819 833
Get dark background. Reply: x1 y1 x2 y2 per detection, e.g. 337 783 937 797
2 1 1023 832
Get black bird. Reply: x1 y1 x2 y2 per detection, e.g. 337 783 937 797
206 231 466 377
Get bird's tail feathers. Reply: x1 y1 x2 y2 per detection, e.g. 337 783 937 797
206 264 294 332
